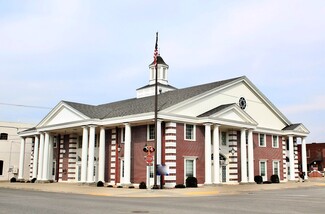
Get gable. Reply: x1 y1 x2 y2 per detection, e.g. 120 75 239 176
198 104 258 126
162 77 289 130
37 102 89 127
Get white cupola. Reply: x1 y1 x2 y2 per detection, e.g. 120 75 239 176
136 54 177 98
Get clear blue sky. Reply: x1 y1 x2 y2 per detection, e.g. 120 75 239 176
0 0 324 143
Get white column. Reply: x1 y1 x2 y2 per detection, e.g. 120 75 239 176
48 135 54 180
288 135 295 181
240 129 248 183
157 120 162 165
42 132 50 180
247 130 254 183
32 135 39 179
18 137 26 180
124 123 131 184
81 126 89 183
204 123 212 184
301 137 308 180
87 125 96 183
98 127 106 182
213 125 220 184
37 133 45 180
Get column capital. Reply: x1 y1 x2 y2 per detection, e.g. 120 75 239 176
88 124 98 128
203 122 212 126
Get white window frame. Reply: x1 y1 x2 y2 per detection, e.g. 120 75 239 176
259 160 267 181
184 124 196 141
272 160 280 176
184 156 197 182
259 133 266 147
120 158 125 181
272 135 279 148
147 124 155 141
221 131 227 146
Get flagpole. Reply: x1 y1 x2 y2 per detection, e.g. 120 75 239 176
153 32 159 189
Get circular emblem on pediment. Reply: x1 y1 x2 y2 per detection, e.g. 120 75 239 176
239 97 246 110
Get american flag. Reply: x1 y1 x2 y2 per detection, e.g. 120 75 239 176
153 32 158 66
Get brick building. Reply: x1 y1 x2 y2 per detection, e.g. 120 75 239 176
18 55 309 187
297 143 325 177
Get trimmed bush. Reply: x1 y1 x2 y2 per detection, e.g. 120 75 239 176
175 184 186 188
263 181 272 184
139 182 147 189
97 181 104 187
107 185 113 188
117 185 123 188
31 178 37 183
10 177 16 183
186 176 198 188
254 175 263 184
270 174 280 183
128 185 135 189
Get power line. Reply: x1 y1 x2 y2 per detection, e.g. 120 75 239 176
0 102 52 109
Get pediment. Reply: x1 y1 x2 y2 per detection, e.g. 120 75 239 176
198 104 258 126
283 123 310 134
37 101 89 127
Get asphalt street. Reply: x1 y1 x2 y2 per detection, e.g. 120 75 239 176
0 186 324 214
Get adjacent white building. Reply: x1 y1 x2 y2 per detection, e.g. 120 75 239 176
0 121 34 181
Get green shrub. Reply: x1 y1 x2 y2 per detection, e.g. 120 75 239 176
139 182 147 189
175 184 186 188
186 176 198 188
254 175 263 184
270 174 280 183
97 181 104 187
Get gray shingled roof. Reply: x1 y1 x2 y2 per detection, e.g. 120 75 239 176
282 123 302 131
63 76 243 119
197 103 235 117
136 82 177 91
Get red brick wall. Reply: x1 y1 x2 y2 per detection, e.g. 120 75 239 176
297 142 325 172
253 133 283 181
175 123 205 184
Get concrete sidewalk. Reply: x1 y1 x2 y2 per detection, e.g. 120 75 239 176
1 178 324 198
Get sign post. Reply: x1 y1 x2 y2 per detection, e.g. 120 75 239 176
143 144 155 189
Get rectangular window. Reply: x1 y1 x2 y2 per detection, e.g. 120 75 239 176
52 136 57 148
0 133 8 140
272 135 279 148
0 160 3 175
147 124 155 140
221 132 227 146
273 161 279 175
121 128 125 143
185 159 194 177
185 124 195 140
260 161 266 176
259 134 266 147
